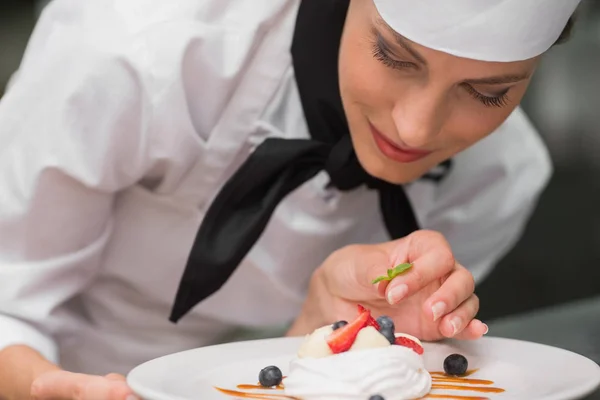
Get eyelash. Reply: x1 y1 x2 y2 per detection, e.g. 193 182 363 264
371 38 415 70
371 40 510 108
461 83 509 108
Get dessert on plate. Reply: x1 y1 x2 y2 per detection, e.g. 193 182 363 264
283 305 432 400
216 303 499 400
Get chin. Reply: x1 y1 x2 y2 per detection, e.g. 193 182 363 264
355 151 425 185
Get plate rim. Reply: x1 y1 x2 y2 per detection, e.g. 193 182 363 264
127 335 600 400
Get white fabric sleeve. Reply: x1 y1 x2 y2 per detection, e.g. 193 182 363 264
0 315 59 362
0 4 150 362
414 108 552 283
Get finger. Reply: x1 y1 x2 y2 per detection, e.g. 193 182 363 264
438 294 480 338
376 279 390 299
81 377 135 400
31 370 86 399
422 264 475 322
354 237 412 299
104 373 127 382
31 370 136 400
454 319 489 340
328 244 390 301
384 231 456 305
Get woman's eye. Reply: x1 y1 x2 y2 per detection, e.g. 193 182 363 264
371 39 415 70
462 84 510 108
370 34 511 109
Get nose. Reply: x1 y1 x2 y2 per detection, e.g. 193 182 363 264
390 85 450 148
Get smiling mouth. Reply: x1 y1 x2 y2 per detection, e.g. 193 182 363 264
369 124 432 163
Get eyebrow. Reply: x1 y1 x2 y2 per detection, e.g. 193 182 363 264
375 17 427 66
374 17 530 85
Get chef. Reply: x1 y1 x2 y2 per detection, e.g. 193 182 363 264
0 0 579 399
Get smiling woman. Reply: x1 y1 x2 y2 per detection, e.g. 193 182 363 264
338 0 576 184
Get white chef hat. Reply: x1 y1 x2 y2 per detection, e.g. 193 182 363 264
372 0 581 62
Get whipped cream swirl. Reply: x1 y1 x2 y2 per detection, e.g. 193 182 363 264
284 345 432 400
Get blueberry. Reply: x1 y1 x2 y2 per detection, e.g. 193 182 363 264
376 316 395 332
259 365 283 387
369 395 385 400
332 320 348 330
443 354 468 376
379 327 395 345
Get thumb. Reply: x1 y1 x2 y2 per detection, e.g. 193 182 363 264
31 370 137 400
325 243 395 301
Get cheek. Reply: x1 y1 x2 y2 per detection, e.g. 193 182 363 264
444 104 520 150
443 85 530 150
339 37 391 113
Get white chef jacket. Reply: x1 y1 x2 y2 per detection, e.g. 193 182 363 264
0 0 550 376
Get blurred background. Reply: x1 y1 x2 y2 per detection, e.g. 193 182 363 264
1 0 599 322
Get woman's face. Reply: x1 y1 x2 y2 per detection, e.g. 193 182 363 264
339 0 541 184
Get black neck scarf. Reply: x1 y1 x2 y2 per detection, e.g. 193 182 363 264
169 0 441 323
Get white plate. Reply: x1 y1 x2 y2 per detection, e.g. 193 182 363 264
127 336 600 400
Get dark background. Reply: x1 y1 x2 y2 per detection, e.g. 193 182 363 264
2 0 600 322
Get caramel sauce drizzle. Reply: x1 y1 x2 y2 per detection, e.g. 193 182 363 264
237 383 285 391
425 395 489 400
215 368 505 400
431 384 505 394
214 387 299 399
420 369 505 400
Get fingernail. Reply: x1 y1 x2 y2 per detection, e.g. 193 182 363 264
482 323 489 335
431 302 447 322
450 316 462 336
387 284 408 305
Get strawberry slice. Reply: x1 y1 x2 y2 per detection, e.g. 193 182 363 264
357 304 380 330
395 336 424 355
327 308 370 354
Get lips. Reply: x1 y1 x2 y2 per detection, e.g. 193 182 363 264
370 124 432 163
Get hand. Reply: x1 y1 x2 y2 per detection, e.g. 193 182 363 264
30 370 139 400
288 230 488 342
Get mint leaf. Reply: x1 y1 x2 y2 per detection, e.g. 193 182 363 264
391 263 413 276
371 263 413 284
371 275 389 284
